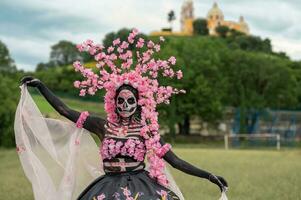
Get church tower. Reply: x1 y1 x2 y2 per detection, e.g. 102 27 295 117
180 0 194 35
206 2 250 35
207 2 224 35
238 16 250 34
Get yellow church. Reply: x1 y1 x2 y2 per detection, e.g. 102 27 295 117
151 1 250 36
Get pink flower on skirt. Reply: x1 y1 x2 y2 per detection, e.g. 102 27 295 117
97 193 105 200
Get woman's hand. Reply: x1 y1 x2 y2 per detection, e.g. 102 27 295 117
209 174 228 192
20 76 41 87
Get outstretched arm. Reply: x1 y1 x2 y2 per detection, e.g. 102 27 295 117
21 76 106 139
160 138 228 192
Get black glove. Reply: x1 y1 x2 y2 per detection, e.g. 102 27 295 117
209 174 228 192
20 76 41 87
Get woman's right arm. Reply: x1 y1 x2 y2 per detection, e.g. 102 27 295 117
21 76 106 139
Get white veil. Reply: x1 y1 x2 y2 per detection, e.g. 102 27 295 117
14 85 104 200
14 85 185 200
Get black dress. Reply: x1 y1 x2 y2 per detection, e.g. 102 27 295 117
77 121 180 200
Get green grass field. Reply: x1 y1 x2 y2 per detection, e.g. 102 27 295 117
0 148 300 200
4 92 300 199
31 93 106 118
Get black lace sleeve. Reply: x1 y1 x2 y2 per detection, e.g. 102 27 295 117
160 137 228 191
36 82 106 139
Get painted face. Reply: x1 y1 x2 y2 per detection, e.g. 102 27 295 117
116 89 137 118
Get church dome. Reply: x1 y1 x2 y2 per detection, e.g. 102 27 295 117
207 2 224 21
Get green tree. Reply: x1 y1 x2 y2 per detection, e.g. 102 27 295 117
159 37 227 136
226 35 273 54
168 10 176 30
103 28 148 49
103 32 117 48
0 40 16 72
219 50 297 133
216 25 229 38
49 40 83 67
193 18 209 35
0 74 19 147
37 40 92 71
36 62 50 71
289 61 301 108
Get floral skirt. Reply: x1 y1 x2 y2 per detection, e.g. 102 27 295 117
77 169 180 200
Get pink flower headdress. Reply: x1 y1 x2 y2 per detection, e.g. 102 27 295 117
73 29 185 186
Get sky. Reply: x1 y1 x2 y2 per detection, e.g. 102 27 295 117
0 0 301 71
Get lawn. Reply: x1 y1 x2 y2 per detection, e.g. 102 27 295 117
31 93 106 118
4 91 301 199
0 148 300 200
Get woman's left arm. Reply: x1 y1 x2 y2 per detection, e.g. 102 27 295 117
160 138 228 192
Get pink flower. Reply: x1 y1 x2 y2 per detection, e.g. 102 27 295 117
113 38 121 46
97 193 106 200
132 28 139 34
76 44 85 52
73 81 81 88
176 70 183 79
136 38 145 48
156 143 171 158
73 31 185 188
89 47 97 55
95 52 106 61
108 46 114 53
73 61 83 72
154 44 160 52
79 89 86 96
85 39 93 45
121 186 131 196
76 111 89 128
128 36 134 44
88 87 96 95
156 190 167 198
147 40 155 48
168 56 176 65
120 41 129 49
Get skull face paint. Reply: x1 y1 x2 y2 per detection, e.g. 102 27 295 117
116 89 137 118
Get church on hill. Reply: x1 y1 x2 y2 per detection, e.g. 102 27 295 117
151 1 250 36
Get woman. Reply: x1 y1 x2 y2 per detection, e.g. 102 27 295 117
17 29 228 200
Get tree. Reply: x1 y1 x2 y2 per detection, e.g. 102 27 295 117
36 62 50 71
102 28 148 49
289 61 301 108
193 18 209 35
0 40 16 72
219 50 297 133
103 32 117 48
159 37 227 136
226 35 273 54
36 40 92 70
0 74 19 147
216 25 229 38
49 40 83 67
167 10 176 30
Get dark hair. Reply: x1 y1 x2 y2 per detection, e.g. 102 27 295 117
115 84 141 121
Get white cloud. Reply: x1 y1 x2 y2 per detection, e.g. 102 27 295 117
0 35 51 70
1 0 301 71
271 36 301 60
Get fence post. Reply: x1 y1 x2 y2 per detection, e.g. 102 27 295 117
224 134 229 150
276 134 280 150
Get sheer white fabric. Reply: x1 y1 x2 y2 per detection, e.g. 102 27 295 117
15 85 104 200
219 191 228 200
14 85 186 200
144 161 185 200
